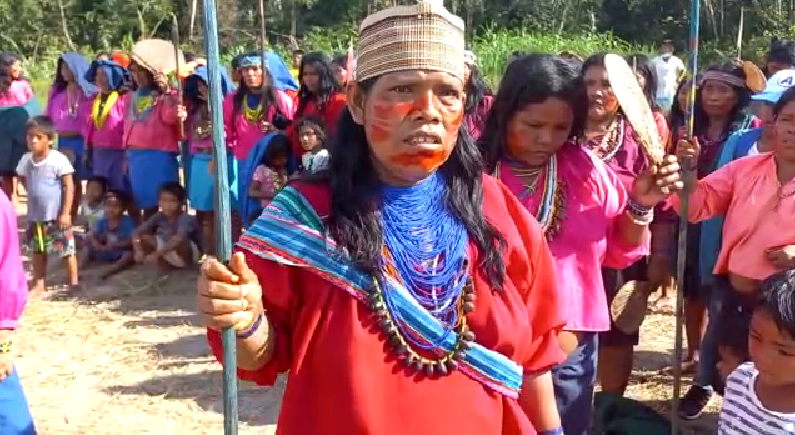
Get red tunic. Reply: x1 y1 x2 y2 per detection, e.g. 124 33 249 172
207 175 564 434
289 92 347 155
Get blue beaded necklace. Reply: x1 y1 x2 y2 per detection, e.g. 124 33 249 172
380 172 469 348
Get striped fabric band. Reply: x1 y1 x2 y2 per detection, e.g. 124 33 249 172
237 186 525 398
718 362 795 434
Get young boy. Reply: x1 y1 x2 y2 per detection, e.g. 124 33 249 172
79 176 107 233
15 116 78 292
79 190 135 280
718 269 795 434
132 182 200 271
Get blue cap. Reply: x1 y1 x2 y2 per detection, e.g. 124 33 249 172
752 69 795 103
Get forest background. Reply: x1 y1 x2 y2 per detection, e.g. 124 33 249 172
3 0 795 95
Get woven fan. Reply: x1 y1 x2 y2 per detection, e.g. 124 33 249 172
610 280 652 335
742 61 766 93
604 54 664 165
131 39 185 76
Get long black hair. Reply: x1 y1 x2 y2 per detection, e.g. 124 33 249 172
625 53 660 112
232 54 279 126
296 52 340 118
323 78 506 289
694 60 751 138
478 53 588 173
0 52 19 94
668 77 691 145
464 63 492 115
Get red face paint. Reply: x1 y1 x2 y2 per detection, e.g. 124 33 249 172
390 150 447 171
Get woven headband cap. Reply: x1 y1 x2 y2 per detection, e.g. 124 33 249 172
355 0 466 82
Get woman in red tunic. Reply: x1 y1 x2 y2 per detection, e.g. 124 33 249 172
292 51 347 139
199 1 569 434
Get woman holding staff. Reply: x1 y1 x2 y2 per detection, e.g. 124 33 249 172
201 1 569 433
479 53 682 434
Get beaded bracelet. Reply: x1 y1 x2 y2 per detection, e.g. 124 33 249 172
539 427 564 435
626 208 654 226
626 198 653 216
236 313 264 340
0 340 11 355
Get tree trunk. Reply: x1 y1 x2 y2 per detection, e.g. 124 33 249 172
57 0 76 50
291 0 297 37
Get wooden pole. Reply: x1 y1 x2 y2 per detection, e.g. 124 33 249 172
202 0 238 433
672 0 699 432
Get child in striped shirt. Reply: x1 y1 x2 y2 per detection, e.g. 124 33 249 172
718 269 795 435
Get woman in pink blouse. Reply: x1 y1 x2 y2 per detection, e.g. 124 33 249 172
46 52 96 218
0 190 36 434
0 53 35 206
83 60 130 193
0 53 32 106
478 53 683 435
123 60 181 220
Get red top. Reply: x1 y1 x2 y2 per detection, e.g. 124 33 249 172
207 175 564 434
289 92 347 154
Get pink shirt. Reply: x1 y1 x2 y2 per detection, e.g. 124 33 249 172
47 88 92 133
670 153 795 281
81 92 127 150
0 80 33 106
186 112 230 154
223 91 294 161
123 91 180 152
498 143 648 331
0 191 27 329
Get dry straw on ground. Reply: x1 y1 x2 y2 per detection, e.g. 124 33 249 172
12 201 718 434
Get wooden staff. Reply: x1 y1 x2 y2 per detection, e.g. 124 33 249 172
258 0 268 116
737 8 745 59
172 14 189 189
672 0 700 432
201 0 238 433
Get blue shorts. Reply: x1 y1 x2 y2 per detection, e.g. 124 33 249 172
0 367 36 435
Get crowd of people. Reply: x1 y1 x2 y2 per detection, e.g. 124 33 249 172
2 0 795 433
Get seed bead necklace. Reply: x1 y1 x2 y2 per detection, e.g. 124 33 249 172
496 157 566 239
372 172 475 376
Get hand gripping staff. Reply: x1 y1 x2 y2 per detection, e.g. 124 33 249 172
201 0 238 433
672 0 699 432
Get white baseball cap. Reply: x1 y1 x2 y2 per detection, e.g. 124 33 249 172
752 69 795 103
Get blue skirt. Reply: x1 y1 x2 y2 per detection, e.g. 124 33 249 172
92 148 130 193
57 135 89 180
0 367 36 435
127 149 179 209
188 153 238 212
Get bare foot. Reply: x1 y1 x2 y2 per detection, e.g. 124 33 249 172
29 281 45 294
661 358 698 375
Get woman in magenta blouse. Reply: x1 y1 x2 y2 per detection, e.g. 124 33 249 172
478 53 683 435
0 190 36 434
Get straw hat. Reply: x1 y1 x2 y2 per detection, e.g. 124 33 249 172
130 39 184 76
742 61 767 93
604 53 664 165
355 0 466 83
610 280 652 334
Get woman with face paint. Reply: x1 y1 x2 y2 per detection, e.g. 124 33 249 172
664 61 762 420
123 53 183 222
83 60 130 195
292 52 347 139
479 54 683 435
576 53 660 396
199 2 571 433
47 52 97 219
182 65 236 256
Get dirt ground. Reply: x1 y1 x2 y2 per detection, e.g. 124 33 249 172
11 196 719 434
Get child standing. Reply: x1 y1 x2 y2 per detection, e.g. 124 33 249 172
16 116 78 292
0 190 36 435
295 115 329 174
249 134 291 218
79 190 135 280
718 269 795 434
132 182 200 271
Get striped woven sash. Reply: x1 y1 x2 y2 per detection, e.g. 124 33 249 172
237 186 524 398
